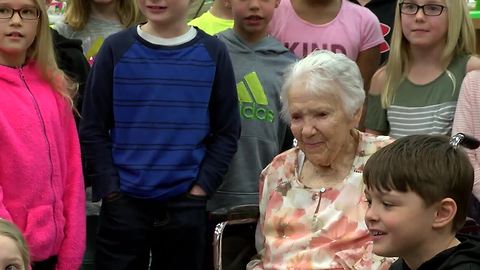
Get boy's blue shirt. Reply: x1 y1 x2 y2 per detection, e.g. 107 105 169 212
80 26 241 201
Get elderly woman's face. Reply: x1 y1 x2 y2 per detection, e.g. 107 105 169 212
288 81 360 166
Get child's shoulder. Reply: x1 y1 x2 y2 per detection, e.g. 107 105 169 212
195 28 228 48
369 66 387 95
448 234 480 267
103 26 136 44
263 36 298 62
466 55 480 73
191 28 231 59
390 235 480 269
95 27 138 57
217 29 296 60
87 27 137 65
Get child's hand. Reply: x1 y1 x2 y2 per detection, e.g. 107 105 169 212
189 185 206 197
105 192 122 202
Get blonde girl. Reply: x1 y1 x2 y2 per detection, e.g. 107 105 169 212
365 0 480 138
0 219 30 270
55 0 142 64
0 0 86 269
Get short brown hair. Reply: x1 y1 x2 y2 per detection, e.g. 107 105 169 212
363 135 474 232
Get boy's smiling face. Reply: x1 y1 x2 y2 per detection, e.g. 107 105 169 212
364 188 439 258
226 0 279 43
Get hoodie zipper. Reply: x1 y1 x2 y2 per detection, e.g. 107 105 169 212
18 67 58 241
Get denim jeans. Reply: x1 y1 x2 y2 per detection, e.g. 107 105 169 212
95 192 207 270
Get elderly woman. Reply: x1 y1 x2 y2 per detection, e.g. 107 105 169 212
247 50 394 270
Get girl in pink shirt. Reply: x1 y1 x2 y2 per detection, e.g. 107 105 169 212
269 0 384 90
0 0 86 269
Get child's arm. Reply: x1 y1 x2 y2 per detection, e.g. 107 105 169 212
356 46 381 92
466 55 480 73
56 102 86 270
364 68 389 136
356 7 383 91
355 7 383 131
195 41 241 196
453 70 480 201
79 40 119 201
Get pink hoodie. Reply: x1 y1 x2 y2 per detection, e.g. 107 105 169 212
0 62 86 270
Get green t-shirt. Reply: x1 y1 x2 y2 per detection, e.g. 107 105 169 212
189 10 233 35
365 54 470 138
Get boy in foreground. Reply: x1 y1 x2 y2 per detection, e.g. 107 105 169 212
363 134 480 269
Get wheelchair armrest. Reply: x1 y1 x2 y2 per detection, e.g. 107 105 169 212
210 204 259 222
213 218 258 270
211 204 260 269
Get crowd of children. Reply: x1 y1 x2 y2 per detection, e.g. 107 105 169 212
0 0 479 269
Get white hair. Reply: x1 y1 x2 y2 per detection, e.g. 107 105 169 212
280 50 365 123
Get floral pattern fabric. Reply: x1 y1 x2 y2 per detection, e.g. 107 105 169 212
247 131 395 270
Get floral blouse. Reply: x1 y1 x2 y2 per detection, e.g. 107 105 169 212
247 132 395 270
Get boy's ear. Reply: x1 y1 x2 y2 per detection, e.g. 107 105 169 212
224 0 232 8
432 198 457 230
